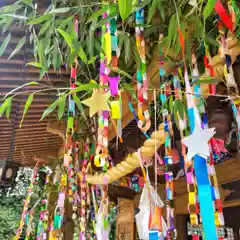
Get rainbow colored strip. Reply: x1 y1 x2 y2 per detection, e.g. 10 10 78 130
160 83 176 238
16 162 39 239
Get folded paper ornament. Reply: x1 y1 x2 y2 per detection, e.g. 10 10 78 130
81 90 110 117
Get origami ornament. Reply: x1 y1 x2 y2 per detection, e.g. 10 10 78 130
182 108 215 161
81 90 110 117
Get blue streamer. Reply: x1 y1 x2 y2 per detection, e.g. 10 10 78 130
188 108 218 240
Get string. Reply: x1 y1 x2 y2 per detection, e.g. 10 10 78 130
154 89 157 191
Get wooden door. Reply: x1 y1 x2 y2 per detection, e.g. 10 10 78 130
116 199 135 240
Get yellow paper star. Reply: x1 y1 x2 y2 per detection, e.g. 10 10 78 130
81 91 110 117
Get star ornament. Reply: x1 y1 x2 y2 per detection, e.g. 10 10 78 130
81 90 110 117
182 112 216 161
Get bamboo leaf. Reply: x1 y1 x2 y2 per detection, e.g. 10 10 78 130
203 0 217 19
78 46 88 64
167 14 177 49
178 100 184 120
86 6 108 23
88 56 97 64
5 97 12 120
69 83 99 94
58 95 66 120
4 81 39 99
0 97 12 118
118 0 127 20
8 36 26 60
109 66 132 80
147 0 157 24
26 62 43 68
1 4 21 12
40 99 59 121
0 33 11 57
38 40 47 70
38 19 52 36
56 28 73 51
193 77 218 84
123 83 137 100
1 14 27 20
169 96 174 113
173 99 180 123
73 95 86 118
119 0 132 20
28 14 52 25
22 0 33 5
124 35 131 63
20 94 34 127
49 7 70 14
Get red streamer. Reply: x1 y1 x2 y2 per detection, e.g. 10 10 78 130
215 0 233 32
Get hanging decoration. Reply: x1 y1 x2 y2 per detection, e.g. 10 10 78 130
81 90 110 118
36 171 51 240
16 161 39 240
177 17 218 237
136 169 167 240
79 144 89 240
159 40 176 238
135 3 151 133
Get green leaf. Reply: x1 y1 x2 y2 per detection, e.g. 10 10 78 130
5 98 12 120
167 14 177 49
174 99 185 121
123 83 137 100
147 0 157 24
8 36 26 60
22 0 33 5
1 14 27 20
88 56 97 64
26 62 43 68
73 95 86 118
38 40 47 71
20 94 34 127
118 0 132 21
203 0 217 19
78 46 88 64
28 14 52 25
169 96 174 113
40 99 59 121
4 81 39 99
109 66 132 80
124 35 131 63
58 95 66 120
49 7 70 14
86 6 108 24
56 28 73 51
1 4 21 12
193 77 218 84
52 47 61 71
0 33 11 57
38 19 52 36
0 97 12 118
69 83 99 94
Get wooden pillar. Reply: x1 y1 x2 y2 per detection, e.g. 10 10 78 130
116 199 135 240
175 214 188 240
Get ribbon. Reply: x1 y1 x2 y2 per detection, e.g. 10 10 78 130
215 0 233 32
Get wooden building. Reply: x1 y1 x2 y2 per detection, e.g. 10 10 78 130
1 1 240 239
